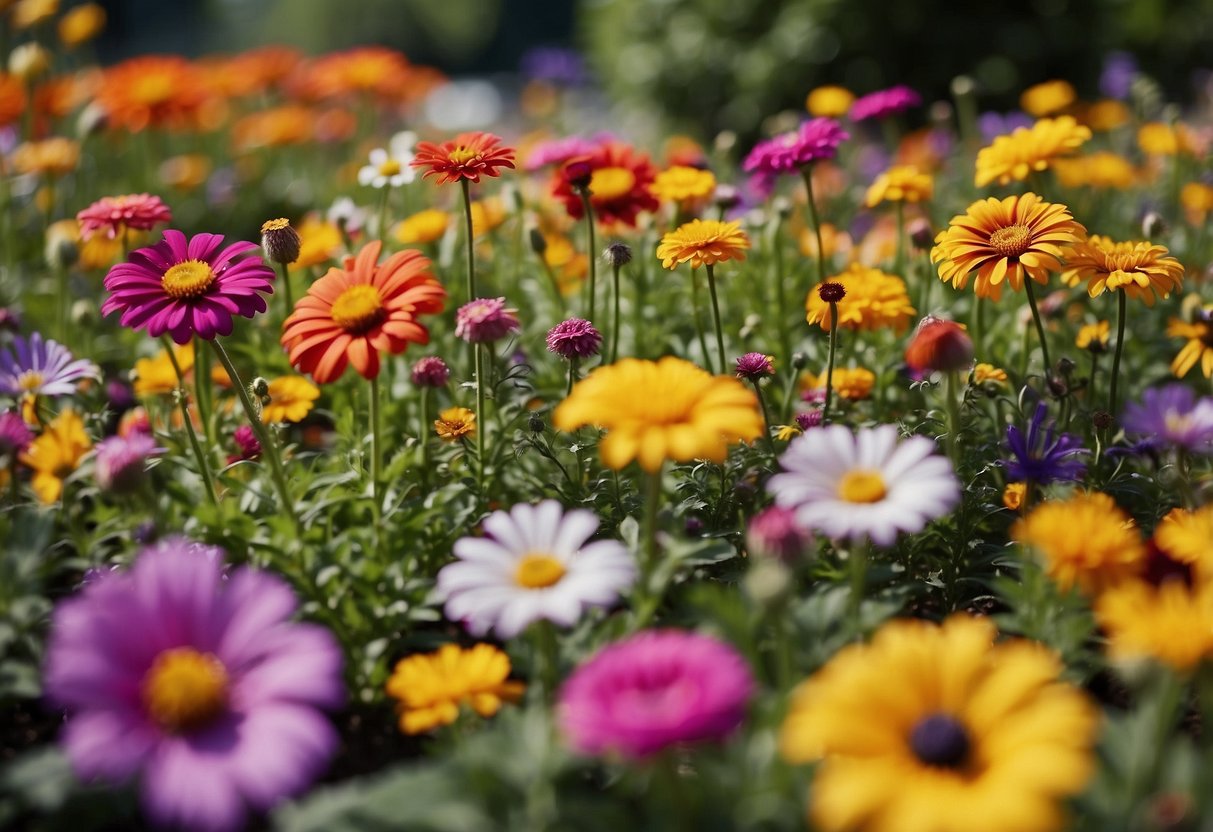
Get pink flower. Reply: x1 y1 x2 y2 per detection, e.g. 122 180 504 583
734 352 774 380
77 194 173 241
523 134 608 171
849 85 922 122
546 318 602 360
742 118 849 176
94 433 163 493
410 356 451 388
746 505 813 562
227 424 261 464
455 297 521 344
558 629 754 759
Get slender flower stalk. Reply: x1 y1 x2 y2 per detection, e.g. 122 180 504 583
690 273 713 373
800 168 828 286
369 374 383 525
1109 289 1128 415
192 336 214 446
705 264 727 374
459 179 477 304
1023 277 1052 376
944 369 964 468
277 261 293 316
579 190 598 322
823 303 839 421
161 336 217 506
770 217 792 364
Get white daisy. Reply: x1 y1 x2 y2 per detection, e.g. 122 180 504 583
357 130 418 189
766 424 960 547
437 501 636 638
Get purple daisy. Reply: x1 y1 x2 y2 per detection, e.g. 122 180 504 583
0 332 99 398
1003 403 1088 484
455 297 521 344
94 433 163 494
849 85 922 121
546 318 602 360
0 408 33 455
101 230 275 345
1121 384 1213 455
742 118 850 176
43 537 343 832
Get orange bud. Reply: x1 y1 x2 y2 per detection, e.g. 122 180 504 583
905 316 974 373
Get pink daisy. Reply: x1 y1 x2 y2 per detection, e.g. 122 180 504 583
849 85 922 121
77 193 173 241
742 118 849 176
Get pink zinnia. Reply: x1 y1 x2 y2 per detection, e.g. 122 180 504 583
77 193 173 241
558 629 754 759
746 505 812 562
102 230 275 345
43 537 344 832
546 318 601 360
411 356 451 388
849 85 922 121
735 352 774 380
227 424 261 464
523 135 606 171
455 297 521 344
742 118 849 176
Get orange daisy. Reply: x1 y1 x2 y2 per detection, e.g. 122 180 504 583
1062 235 1184 307
410 132 516 186
281 241 447 384
95 56 210 133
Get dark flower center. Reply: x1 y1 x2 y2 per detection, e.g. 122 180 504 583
909 713 971 769
817 281 846 303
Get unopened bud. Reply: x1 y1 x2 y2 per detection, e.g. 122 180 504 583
602 242 632 268
908 217 934 251
904 316 974 373
260 218 301 265
528 228 547 256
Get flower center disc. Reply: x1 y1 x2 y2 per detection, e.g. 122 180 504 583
448 146 478 166
161 260 216 300
331 284 385 334
142 647 229 733
909 713 971 769
17 370 45 392
988 224 1032 258
589 167 636 200
515 553 567 589
378 159 402 177
837 469 888 503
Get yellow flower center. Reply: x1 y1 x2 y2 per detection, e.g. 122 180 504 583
448 146 479 166
837 469 888 504
261 217 290 233
988 224 1033 258
161 260 216 299
132 74 176 106
142 647 229 733
378 159 402 177
17 370 44 392
330 284 385 334
515 553 567 589
589 167 636 200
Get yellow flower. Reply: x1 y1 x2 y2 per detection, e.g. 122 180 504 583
806 85 854 118
1155 506 1213 574
797 222 851 261
58 2 105 47
1075 321 1109 352
973 363 1008 384
800 367 876 401
434 406 476 442
1002 482 1026 511
1019 79 1076 117
1080 99 1129 132
864 165 933 207
385 643 524 735
656 219 749 270
159 154 212 191
805 264 915 333
11 138 80 177
1051 152 1136 189
262 376 320 424
1167 312 1213 379
1062 235 1183 307
133 344 194 397
975 116 1091 187
553 356 763 472
1180 182 1213 224
394 208 450 245
780 615 1098 832
293 213 343 270
1137 122 1193 157
470 198 506 238
19 409 92 504
931 193 1085 302
11 0 57 29
1096 581 1213 673
775 424 802 442
1012 492 1146 594
650 165 716 204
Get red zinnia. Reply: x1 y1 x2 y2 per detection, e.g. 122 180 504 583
552 142 659 228
410 131 516 186
77 193 173 241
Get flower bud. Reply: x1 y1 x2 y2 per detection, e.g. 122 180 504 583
1141 210 1167 240
9 43 50 80
904 316 974 373
602 242 632 268
908 217 934 251
260 218 301 265
746 505 812 562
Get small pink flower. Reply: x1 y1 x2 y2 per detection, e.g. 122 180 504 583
850 86 922 122
746 505 813 562
742 118 849 175
546 318 602 360
735 352 774 380
411 356 450 388
227 424 261 464
77 194 172 241
94 433 163 494
455 297 521 344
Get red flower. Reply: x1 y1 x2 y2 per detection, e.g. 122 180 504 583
552 143 659 228
905 316 974 373
410 131 516 186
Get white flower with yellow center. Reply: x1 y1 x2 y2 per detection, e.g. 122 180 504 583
437 501 636 638
767 424 960 547
357 131 418 189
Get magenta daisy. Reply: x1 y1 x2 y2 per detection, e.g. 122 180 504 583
0 332 99 398
43 537 343 832
742 118 850 176
102 230 275 345
77 193 173 241
849 85 922 121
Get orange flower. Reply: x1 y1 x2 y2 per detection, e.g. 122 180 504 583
204 46 302 99
281 241 446 384
656 219 749 270
1063 235 1183 307
410 131 516 186
96 56 210 133
231 105 314 152
294 47 420 102
0 73 25 127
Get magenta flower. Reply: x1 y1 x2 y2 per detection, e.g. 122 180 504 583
94 433 162 493
227 424 261 464
735 352 774 380
411 356 451 388
742 118 849 176
558 629 754 759
0 409 33 455
523 135 607 171
849 85 922 121
746 505 812 561
546 318 602 360
43 537 343 832
0 332 99 397
102 230 275 345
455 297 521 344
77 193 173 241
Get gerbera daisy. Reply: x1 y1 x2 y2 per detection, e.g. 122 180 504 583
281 241 446 384
77 194 172 241
1167 310 1213 379
19 408 91 503
930 193 1085 301
742 118 849 176
767 424 960 547
95 56 209 133
805 264 915 333
43 537 343 832
385 643 524 735
864 165 933 207
650 165 717 205
434 406 476 442
780 615 1097 832
0 332 99 398
656 219 749 270
1062 235 1183 306
261 376 320 424
975 116 1091 187
410 131 516 186
357 131 417 189
552 357 763 472
551 142 659 228
436 500 636 638
102 230 276 345
394 209 450 245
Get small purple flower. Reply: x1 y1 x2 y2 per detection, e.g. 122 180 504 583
0 409 33 455
455 297 521 344
1122 384 1213 455
795 410 823 431
735 352 774 380
742 118 850 176
0 332 99 398
519 47 589 86
977 111 1034 143
410 356 451 388
850 85 922 121
106 378 137 413
546 318 602 360
0 307 21 333
1003 403 1088 484
94 433 163 494
1100 51 1138 100
746 506 812 561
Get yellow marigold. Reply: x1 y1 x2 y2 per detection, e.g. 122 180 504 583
1180 182 1213 224
1019 79 1076 117
780 615 1098 832
553 356 763 472
656 219 749 270
133 344 194 397
1155 506 1213 575
1080 99 1130 132
800 367 875 401
973 363 1008 384
974 116 1091 187
1138 122 1192 157
395 208 450 245
805 85 854 118
1168 313 1213 379
1062 235 1183 306
1012 491 1146 595
650 165 716 204
57 2 105 47
11 138 80 177
435 406 476 442
19 409 91 504
805 264 915 333
1002 481 1026 511
1051 152 1136 189
471 198 506 238
1075 321 1109 352
1095 581 1213 673
931 193 1085 302
262 376 320 424
864 165 933 207
293 214 342 270
385 643 524 735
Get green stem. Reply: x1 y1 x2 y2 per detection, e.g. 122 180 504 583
771 218 791 363
161 337 217 506
277 260 294 320
579 190 598 322
1109 290 1128 417
894 201 905 277
753 381 776 457
823 302 839 423
610 262 622 364
418 386 429 488
704 264 727 374
369 373 382 527
55 264 68 346
944 369 963 470
1023 278 1052 377
566 357 579 397
459 178 477 303
800 166 827 286
474 342 487 491
192 336 214 447
847 541 869 636
690 270 714 373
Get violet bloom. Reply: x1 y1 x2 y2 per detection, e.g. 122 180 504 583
795 410 822 431
0 332 99 398
546 318 602 360
977 111 1033 143
1003 403 1088 484
94 433 162 494
455 297 521 344
43 538 343 832
523 135 604 171
0 409 33 455
227 424 261 464
557 629 754 759
1100 51 1138 100
735 352 774 381
520 47 589 86
410 356 451 388
742 118 850 176
849 85 922 121
1122 384 1213 455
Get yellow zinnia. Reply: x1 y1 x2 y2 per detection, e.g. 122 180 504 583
975 116 1091 187
20 409 92 504
650 165 716 204
805 264 915 333
262 376 320 424
1019 79 1076 117
973 363 1008 384
385 643 524 735
394 208 450 245
864 165 933 207
1096 580 1213 673
800 367 875 401
1155 506 1213 575
656 219 749 270
434 407 476 442
1062 235 1183 307
133 344 194 397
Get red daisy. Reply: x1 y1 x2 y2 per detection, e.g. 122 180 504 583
552 142 659 228
409 131 516 186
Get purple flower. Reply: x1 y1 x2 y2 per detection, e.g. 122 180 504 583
795 410 822 431
94 433 163 493
742 118 850 176
735 352 774 380
455 297 521 344
977 111 1034 143
519 47 589 86
410 356 451 388
746 506 812 561
557 629 754 759
0 332 99 397
1100 51 1138 100
1003 403 1088 484
849 85 922 121
1122 384 1213 455
0 409 33 455
546 318 602 360
43 538 343 832
0 307 21 333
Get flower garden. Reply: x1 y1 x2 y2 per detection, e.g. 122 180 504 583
1 3 1213 830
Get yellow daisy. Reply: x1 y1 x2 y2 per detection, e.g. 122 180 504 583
19 409 92 504
394 208 450 245
133 344 194 397
1096 580 1213 673
656 219 749 270
434 407 476 442
385 643 524 734
650 165 717 204
805 264 915 333
1166 312 1213 379
973 363 1008 385
261 376 320 424
1063 235 1183 307
864 165 933 207
975 116 1091 187
1075 321 1109 353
